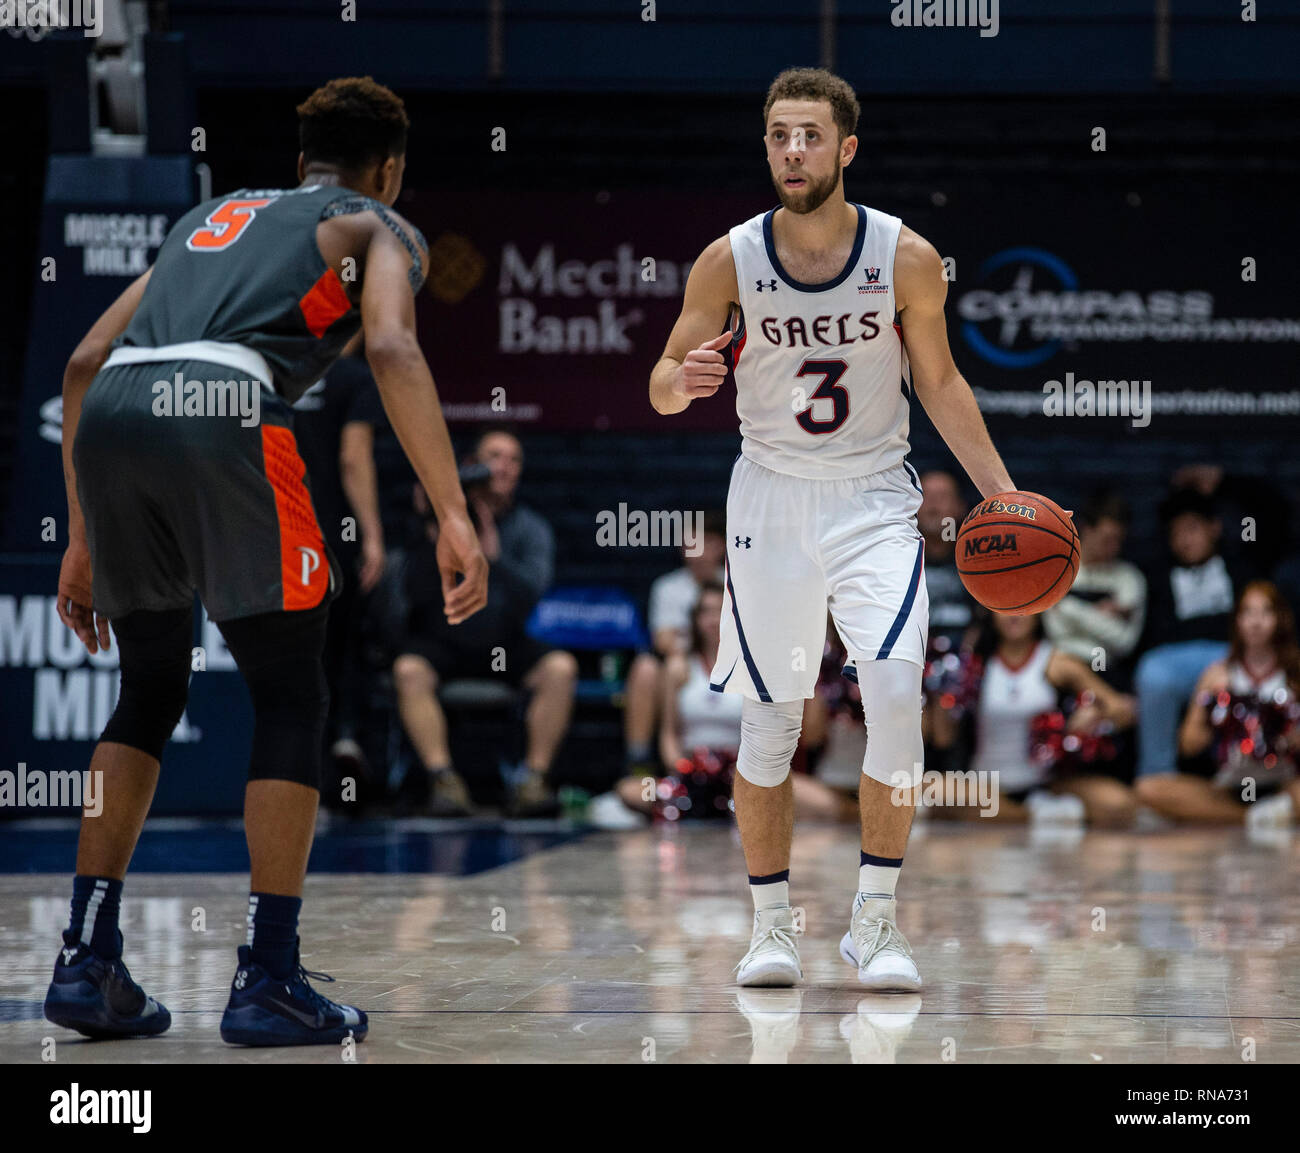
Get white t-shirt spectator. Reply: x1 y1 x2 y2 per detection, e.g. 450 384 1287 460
648 566 722 639
1043 559 1147 665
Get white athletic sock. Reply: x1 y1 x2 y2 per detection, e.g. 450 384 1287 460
750 878 790 912
856 861 900 911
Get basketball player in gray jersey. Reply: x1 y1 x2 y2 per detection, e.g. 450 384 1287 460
651 69 1020 989
46 78 487 1046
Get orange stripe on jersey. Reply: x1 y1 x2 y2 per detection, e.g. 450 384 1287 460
261 425 330 611
299 268 352 338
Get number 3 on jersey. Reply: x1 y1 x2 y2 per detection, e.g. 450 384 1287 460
795 358 850 435
186 197 273 252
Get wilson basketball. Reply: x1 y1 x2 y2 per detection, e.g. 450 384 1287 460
955 491 1079 614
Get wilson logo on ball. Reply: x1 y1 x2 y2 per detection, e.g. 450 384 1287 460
963 532 1018 557
967 498 1038 523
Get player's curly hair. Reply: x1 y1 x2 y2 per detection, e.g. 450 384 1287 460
297 76 409 171
763 68 860 141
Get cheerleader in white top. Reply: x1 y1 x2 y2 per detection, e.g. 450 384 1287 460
928 612 1137 823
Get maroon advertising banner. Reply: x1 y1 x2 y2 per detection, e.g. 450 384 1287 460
409 189 770 431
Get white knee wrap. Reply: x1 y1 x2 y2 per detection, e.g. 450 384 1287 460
856 659 924 789
734 697 803 787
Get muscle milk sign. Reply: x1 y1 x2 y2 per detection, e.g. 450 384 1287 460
0 595 216 742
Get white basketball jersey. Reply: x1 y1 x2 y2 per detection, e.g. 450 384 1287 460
729 204 911 480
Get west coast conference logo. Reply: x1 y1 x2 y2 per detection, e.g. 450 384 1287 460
956 247 1300 369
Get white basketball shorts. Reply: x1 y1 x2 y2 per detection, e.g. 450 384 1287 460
710 454 929 703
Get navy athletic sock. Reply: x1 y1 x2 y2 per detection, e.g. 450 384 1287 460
246 893 302 980
64 875 123 960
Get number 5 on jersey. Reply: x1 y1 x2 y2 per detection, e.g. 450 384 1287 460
186 197 273 252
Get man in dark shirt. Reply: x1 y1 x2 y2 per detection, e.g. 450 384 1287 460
918 469 976 653
1135 487 1237 778
392 429 577 815
292 347 387 796
917 470 977 772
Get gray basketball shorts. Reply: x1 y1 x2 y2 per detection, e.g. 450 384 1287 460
72 359 339 622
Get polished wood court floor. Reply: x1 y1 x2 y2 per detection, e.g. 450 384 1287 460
2 820 1298 1063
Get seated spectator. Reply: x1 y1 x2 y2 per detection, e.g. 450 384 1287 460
391 428 577 817
1136 581 1300 827
1134 487 1239 779
917 470 978 774
653 581 742 819
591 584 846 825
918 469 977 653
621 511 727 774
928 612 1137 825
796 620 887 822
291 344 387 804
1171 463 1287 579
1043 489 1147 689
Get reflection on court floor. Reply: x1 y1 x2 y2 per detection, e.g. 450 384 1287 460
1 822 1297 1063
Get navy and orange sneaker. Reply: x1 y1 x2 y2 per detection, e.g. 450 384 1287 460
43 939 171 1039
220 944 367 1047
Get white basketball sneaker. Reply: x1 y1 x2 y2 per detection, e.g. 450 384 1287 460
734 906 802 988
839 896 922 991
1026 791 1086 825
1246 792 1294 832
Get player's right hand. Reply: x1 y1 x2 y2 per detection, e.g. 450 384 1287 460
57 538 111 655
437 511 489 625
674 331 733 402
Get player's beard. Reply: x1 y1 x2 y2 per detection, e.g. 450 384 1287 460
772 161 841 214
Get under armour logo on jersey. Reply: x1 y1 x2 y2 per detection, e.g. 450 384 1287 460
296 545 321 587
755 279 777 292
864 267 881 283
735 535 752 549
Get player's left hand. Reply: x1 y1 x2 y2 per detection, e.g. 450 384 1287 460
358 533 386 594
57 539 111 654
437 511 489 624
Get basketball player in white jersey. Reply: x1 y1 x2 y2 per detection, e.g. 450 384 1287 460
650 68 1023 989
